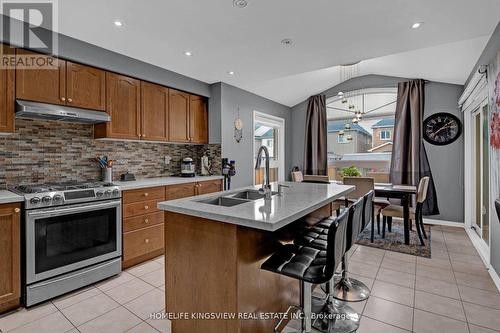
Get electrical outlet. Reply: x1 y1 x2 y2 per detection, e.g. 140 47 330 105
164 155 172 165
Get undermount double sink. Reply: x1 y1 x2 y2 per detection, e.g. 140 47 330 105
196 189 278 207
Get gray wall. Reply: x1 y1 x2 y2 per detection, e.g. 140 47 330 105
291 75 464 223
0 15 210 97
210 83 292 188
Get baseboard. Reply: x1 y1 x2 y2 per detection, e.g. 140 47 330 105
422 218 464 228
488 263 500 293
465 227 490 267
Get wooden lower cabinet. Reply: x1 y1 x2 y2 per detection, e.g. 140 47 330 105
122 180 222 268
0 203 21 313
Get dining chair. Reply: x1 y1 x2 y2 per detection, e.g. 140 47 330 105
381 176 430 246
342 177 390 234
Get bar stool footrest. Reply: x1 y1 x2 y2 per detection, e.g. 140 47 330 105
311 295 360 333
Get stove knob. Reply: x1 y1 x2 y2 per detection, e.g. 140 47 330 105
112 189 119 196
96 191 104 197
105 190 112 196
53 194 63 203
42 196 52 204
30 197 41 205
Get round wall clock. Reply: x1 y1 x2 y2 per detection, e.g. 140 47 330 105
423 112 462 145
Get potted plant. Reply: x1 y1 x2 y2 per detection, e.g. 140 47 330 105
342 166 362 177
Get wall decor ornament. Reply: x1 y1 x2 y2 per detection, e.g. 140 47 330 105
234 107 243 143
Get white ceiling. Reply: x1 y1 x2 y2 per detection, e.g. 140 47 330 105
52 0 500 106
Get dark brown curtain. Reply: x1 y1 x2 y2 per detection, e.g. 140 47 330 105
390 80 439 215
304 94 328 175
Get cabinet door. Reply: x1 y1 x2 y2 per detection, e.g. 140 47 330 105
168 89 190 142
141 82 168 141
189 95 208 143
66 62 106 110
104 73 141 139
165 183 196 200
15 49 66 105
0 204 20 312
0 44 15 133
196 180 222 195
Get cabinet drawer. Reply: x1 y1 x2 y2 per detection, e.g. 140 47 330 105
123 211 164 232
196 180 222 195
123 224 164 263
165 183 195 200
123 186 165 204
123 199 161 218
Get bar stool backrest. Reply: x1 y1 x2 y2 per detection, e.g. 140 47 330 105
416 176 430 203
362 190 374 231
343 177 374 199
325 209 349 278
345 197 364 252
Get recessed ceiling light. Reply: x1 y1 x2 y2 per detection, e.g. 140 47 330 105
227 71 235 75
281 38 293 46
114 20 123 27
184 51 193 56
233 0 248 8
411 22 422 29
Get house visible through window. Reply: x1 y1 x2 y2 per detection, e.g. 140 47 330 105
337 135 348 143
380 130 391 140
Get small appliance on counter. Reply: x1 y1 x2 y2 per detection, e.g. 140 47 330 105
181 157 196 177
222 158 236 190
120 172 136 181
200 152 212 176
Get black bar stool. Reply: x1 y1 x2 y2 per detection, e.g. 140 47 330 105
332 196 371 302
261 210 359 333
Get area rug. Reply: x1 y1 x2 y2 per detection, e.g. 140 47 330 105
356 220 432 258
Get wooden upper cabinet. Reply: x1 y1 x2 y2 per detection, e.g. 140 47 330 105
0 44 15 133
96 72 140 140
15 49 66 105
189 95 208 144
141 82 168 141
168 89 190 143
0 204 21 313
66 62 106 110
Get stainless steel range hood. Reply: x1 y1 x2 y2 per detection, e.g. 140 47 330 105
15 100 110 124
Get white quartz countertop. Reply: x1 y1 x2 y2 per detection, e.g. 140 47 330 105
115 175 224 191
158 182 354 231
0 190 23 204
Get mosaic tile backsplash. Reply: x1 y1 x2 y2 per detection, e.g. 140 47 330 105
0 119 221 187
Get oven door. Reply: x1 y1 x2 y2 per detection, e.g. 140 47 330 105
25 199 122 284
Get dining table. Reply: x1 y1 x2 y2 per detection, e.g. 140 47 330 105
374 184 418 245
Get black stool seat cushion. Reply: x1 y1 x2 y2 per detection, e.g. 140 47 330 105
261 244 330 284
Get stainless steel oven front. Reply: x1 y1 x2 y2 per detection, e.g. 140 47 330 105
25 199 122 284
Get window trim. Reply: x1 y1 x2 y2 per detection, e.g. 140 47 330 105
379 130 392 141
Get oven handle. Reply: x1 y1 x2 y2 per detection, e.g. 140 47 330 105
27 200 121 218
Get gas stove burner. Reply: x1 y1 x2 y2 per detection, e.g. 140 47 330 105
13 181 115 194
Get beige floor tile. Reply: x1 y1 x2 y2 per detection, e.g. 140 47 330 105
384 251 416 263
431 249 450 260
363 296 413 331
61 293 119 326
95 271 136 292
376 268 415 289
9 311 74 333
351 251 384 266
463 302 500 331
413 309 468 333
468 324 500 333
447 244 479 256
124 289 165 320
52 286 102 310
0 302 58 332
414 290 466 321
452 261 490 277
126 261 163 277
153 255 165 266
146 311 172 333
416 256 452 270
416 264 456 284
158 284 166 291
415 276 460 299
104 277 155 304
126 322 160 333
371 280 414 307
77 307 142 333
350 273 375 289
448 252 481 264
381 257 416 274
458 285 500 310
140 268 165 287
357 316 410 333
355 245 386 256
347 260 380 279
454 271 498 292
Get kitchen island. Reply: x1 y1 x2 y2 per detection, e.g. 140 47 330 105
158 181 354 333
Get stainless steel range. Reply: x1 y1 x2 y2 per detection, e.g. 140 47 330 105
11 181 122 306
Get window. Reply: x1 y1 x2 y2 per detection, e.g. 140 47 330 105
337 134 348 143
380 130 391 140
254 112 285 185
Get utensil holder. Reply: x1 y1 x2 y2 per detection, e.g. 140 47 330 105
102 167 113 183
